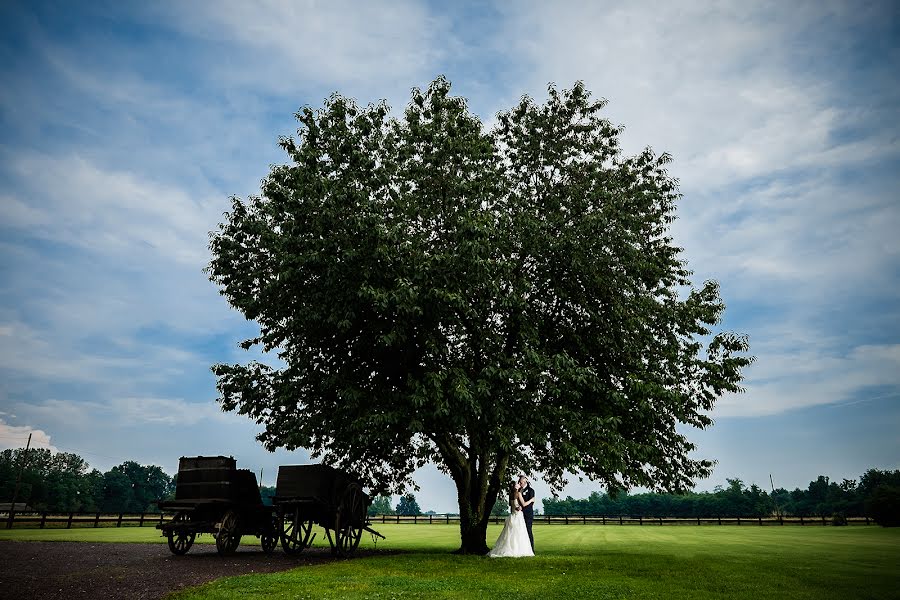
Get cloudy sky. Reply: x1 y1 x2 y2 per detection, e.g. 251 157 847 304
1 1 897 512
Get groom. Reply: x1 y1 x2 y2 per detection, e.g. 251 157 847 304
518 475 536 551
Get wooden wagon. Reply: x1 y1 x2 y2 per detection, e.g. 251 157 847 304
273 464 384 556
157 456 278 556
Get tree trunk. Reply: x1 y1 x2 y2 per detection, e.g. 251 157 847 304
451 455 506 554
455 490 492 554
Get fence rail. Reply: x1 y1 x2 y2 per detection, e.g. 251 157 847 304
371 514 872 526
4 511 172 529
3 510 873 529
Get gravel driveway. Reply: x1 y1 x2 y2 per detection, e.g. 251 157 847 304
0 541 371 599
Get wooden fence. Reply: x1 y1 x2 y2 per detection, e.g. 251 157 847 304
3 511 873 529
4 511 172 529
371 514 872 526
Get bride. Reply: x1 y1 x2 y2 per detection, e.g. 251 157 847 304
487 480 534 557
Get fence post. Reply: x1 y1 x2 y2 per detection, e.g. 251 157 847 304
67 512 74 529
159 513 164 526
821 516 826 526
659 517 663 526
6 509 14 530
413 515 417 525
94 512 100 528
602 516 606 525
639 516 642 526
717 516 721 525
619 516 623 525
583 516 586 525
117 513 123 528
429 514 433 524
800 516 804 526
40 512 47 529
139 513 145 527
779 514 783 525
737 516 741 526
865 517 869 525
446 514 449 525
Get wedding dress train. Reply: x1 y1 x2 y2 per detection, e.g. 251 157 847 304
488 510 534 557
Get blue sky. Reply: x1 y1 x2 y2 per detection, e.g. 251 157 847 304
0 1 898 513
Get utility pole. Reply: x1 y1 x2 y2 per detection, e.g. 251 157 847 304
769 473 780 518
8 433 32 528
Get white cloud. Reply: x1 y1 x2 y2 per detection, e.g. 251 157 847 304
13 395 240 431
719 343 900 417
499 1 898 188
0 319 203 387
148 0 451 99
0 418 58 453
4 153 218 266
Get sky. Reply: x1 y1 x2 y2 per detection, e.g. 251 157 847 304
0 0 898 513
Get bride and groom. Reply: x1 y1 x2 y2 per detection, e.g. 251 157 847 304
488 475 535 558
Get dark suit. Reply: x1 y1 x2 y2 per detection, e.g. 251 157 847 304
521 485 535 550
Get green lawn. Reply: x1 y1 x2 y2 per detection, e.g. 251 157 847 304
3 524 898 598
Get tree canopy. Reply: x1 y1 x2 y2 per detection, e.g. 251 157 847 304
206 76 753 552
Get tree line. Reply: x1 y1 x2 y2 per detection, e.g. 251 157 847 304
543 469 900 525
3 446 896 526
0 448 173 514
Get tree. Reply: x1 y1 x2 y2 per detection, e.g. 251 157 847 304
368 495 394 516
396 493 422 516
207 77 752 553
866 485 900 527
100 469 134 513
490 495 510 517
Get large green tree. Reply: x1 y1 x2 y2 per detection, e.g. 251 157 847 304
207 77 752 553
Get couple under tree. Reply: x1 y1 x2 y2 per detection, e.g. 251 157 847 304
488 475 536 558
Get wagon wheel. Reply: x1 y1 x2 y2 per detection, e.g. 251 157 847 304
260 512 279 554
166 511 195 555
333 483 365 556
215 510 241 555
280 505 314 555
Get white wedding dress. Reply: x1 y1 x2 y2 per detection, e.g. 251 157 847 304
488 509 534 558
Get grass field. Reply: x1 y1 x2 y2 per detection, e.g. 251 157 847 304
3 524 898 599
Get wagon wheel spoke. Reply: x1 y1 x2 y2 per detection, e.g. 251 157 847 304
335 484 364 556
261 512 279 553
216 510 241 556
281 506 313 555
167 511 195 556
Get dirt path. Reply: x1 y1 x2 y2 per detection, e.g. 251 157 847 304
0 541 372 599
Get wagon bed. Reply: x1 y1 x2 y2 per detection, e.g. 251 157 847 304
273 464 383 556
156 456 277 556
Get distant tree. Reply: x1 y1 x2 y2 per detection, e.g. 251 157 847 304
259 485 276 506
858 469 900 526
857 469 900 497
368 495 394 516
100 469 134 513
866 485 900 527
81 469 105 512
396 493 422 516
490 495 510 517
